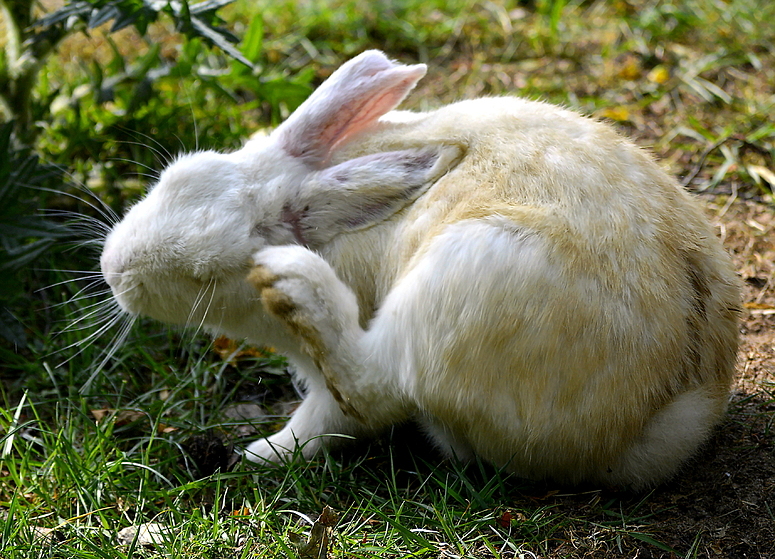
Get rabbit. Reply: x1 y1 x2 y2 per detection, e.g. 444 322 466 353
101 50 740 489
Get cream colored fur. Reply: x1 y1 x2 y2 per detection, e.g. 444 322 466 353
101 51 740 489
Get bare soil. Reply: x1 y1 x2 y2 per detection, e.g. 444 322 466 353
651 198 775 558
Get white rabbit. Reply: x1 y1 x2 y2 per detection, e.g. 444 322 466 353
101 50 740 489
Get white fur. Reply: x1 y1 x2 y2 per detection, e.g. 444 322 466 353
101 51 740 489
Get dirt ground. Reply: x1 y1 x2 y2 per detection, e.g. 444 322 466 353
656 198 775 558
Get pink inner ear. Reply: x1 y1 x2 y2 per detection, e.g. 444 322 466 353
323 75 423 153
276 53 426 166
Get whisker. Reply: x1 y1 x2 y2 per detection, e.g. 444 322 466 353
56 300 123 339
132 172 162 183
119 127 176 165
186 75 200 152
112 140 170 173
38 273 105 291
13 180 113 249
167 61 198 155
182 281 219 394
34 185 119 229
38 268 105 276
55 307 125 360
43 218 111 241
107 156 161 177
37 164 120 222
115 137 168 161
57 311 121 333
185 279 212 329
41 271 106 300
170 133 187 155
52 289 115 314
65 239 107 252
56 281 133 335
42 207 111 221
192 278 217 340
79 313 138 394
48 287 112 313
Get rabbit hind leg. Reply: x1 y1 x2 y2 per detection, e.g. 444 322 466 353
603 386 727 489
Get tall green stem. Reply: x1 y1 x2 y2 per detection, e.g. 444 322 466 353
0 0 46 144
0 0 25 64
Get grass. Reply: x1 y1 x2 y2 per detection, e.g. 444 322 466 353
0 359 659 559
2 0 775 557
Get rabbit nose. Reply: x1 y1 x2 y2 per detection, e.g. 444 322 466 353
100 244 126 289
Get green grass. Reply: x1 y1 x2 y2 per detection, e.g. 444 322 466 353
2 0 774 557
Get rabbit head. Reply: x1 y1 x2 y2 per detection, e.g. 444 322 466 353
101 51 457 334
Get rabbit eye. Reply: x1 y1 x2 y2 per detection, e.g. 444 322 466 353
252 224 270 238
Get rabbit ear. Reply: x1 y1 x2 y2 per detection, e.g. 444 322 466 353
282 145 463 246
274 51 427 167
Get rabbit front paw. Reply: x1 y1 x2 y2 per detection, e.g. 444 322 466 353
250 244 361 352
248 245 365 420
